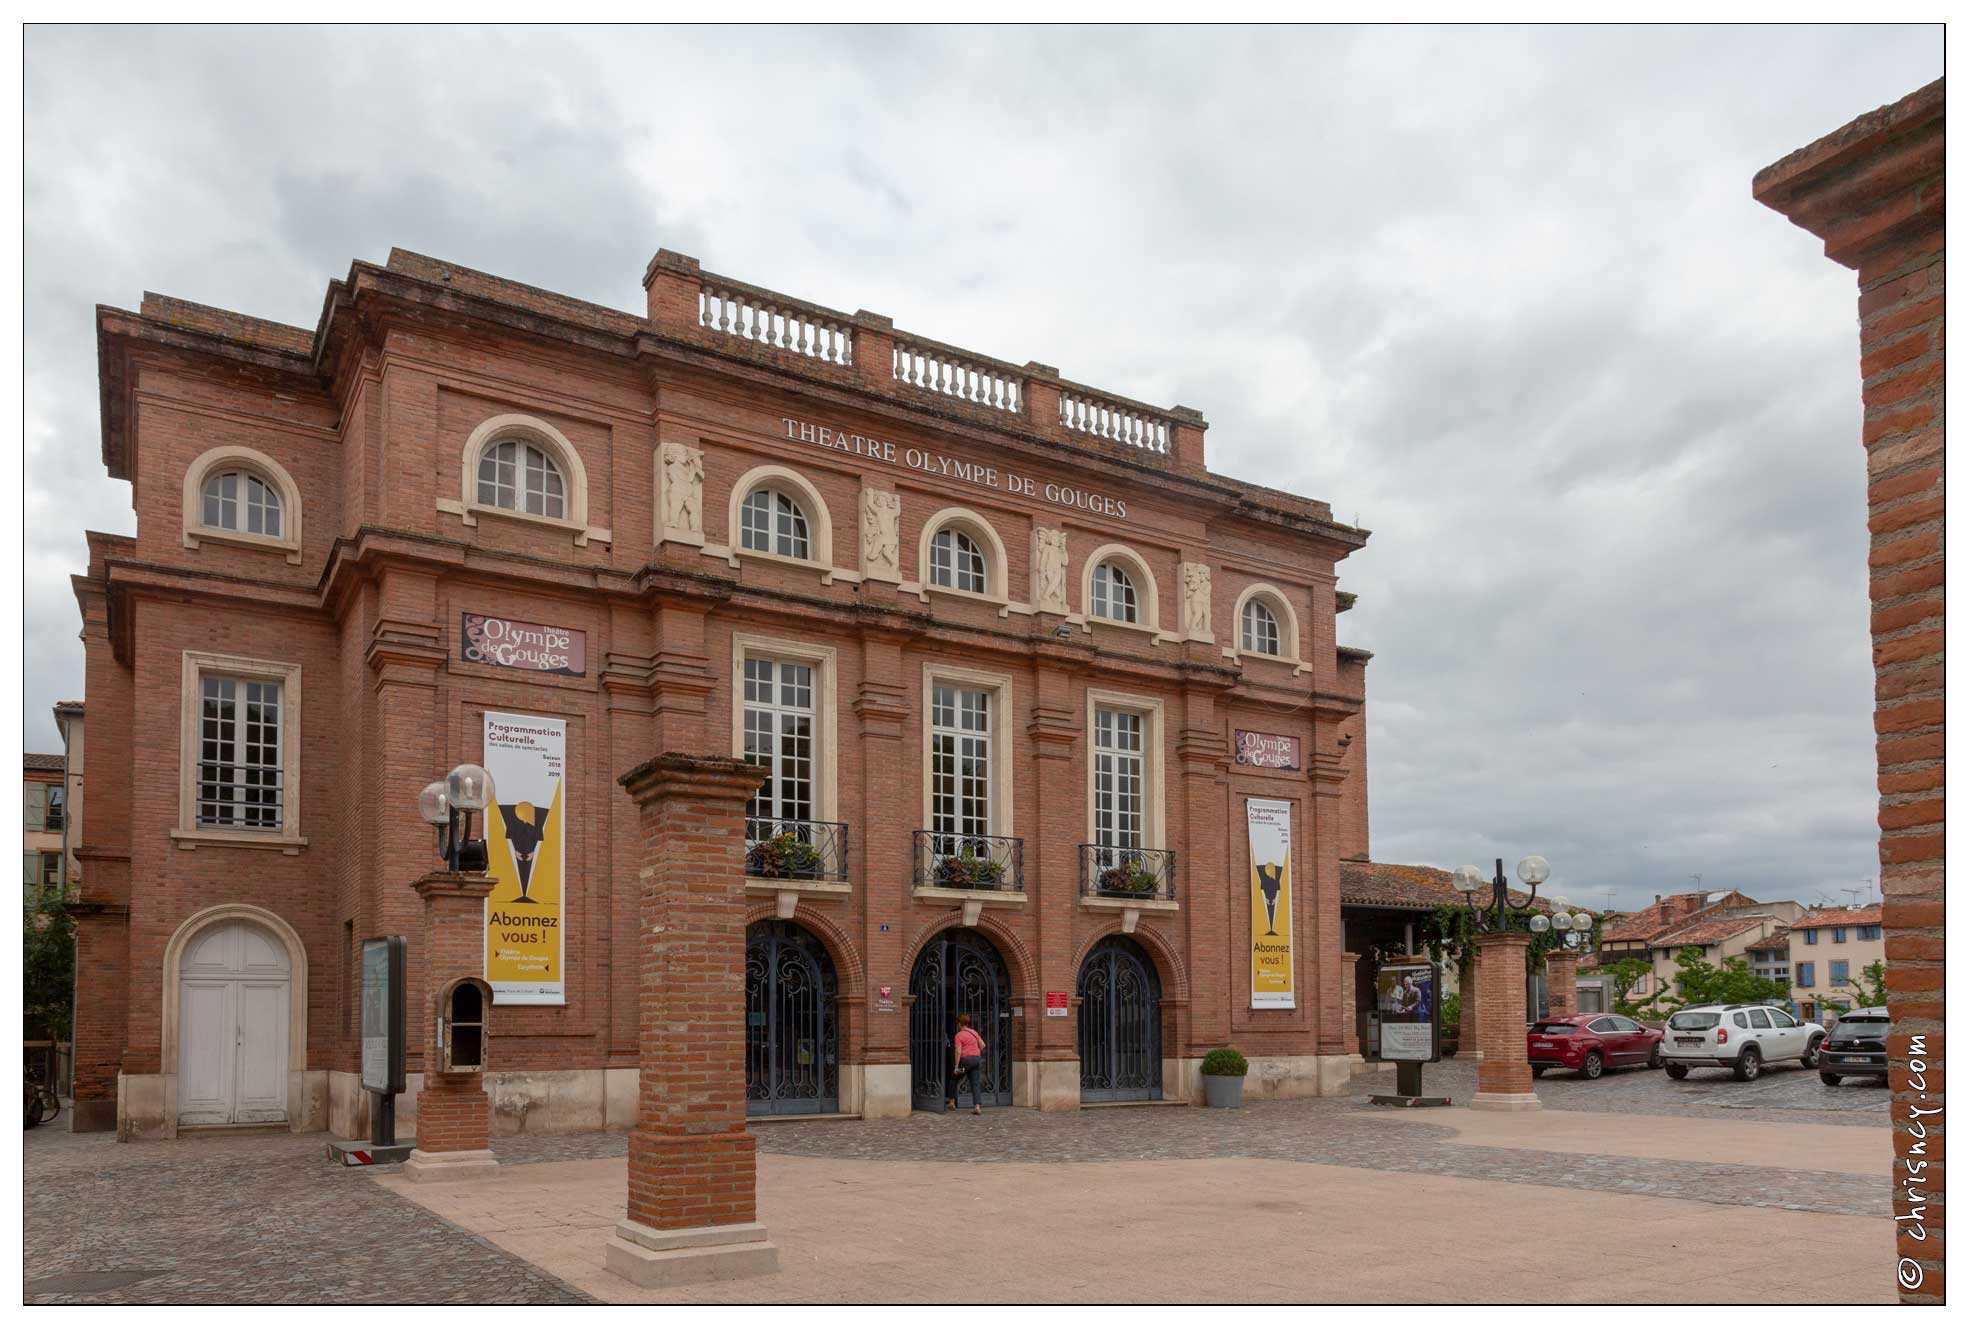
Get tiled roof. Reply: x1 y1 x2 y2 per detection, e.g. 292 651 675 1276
1654 913 1779 948
1796 905 1883 928
1339 861 1533 911
23 753 64 772
1598 890 1763 943
1744 925 1791 952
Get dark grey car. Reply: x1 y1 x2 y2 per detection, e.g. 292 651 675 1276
1820 1006 1891 1084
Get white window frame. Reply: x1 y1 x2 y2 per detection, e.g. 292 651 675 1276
739 487 812 560
912 507 1012 612
920 664 1015 840
730 633 839 826
1084 688 1166 850
173 651 307 853
1240 597 1281 656
182 445 304 564
723 464 835 577
1074 543 1168 638
439 413 609 547
476 437 568 520
1225 582 1307 673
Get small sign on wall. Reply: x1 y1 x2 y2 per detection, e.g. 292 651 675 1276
1234 730 1302 770
1045 990 1072 1017
460 612 587 676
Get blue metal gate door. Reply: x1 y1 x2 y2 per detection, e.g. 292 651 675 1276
745 921 839 1116
909 928 1013 1111
1078 935 1163 1102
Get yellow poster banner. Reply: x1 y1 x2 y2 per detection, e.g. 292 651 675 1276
1247 798 1295 1009
483 711 566 1005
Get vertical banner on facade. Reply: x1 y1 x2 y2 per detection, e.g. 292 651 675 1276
483 712 567 1006
1247 798 1295 1009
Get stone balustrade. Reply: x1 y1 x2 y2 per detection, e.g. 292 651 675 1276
1058 385 1171 455
890 338 1024 414
698 281 853 366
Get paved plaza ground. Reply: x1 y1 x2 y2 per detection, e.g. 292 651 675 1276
24 1057 1894 1304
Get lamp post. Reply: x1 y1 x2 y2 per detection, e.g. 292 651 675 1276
419 763 493 874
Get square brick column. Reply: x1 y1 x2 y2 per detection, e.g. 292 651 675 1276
1470 932 1538 1111
605 754 779 1288
1546 952 1580 1018
403 871 498 1182
1340 952 1361 1059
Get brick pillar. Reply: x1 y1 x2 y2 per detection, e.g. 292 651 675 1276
1547 952 1580 1018
1471 932 1538 1111
1456 953 1482 1059
1754 78 1943 1303
1340 952 1361 1058
403 871 498 1182
605 754 779 1288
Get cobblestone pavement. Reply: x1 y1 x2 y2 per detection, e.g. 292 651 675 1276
1364 1053 1893 1125
23 1126 592 1305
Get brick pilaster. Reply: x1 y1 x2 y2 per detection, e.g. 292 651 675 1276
407 871 495 1165
1340 951 1360 1057
1546 952 1579 1018
1472 931 1536 1108
1456 954 1481 1058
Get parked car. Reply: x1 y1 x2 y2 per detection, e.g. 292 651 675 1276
1661 1004 1825 1081
1820 1006 1891 1085
1527 1014 1663 1079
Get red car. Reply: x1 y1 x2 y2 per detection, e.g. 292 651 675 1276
1526 1014 1664 1079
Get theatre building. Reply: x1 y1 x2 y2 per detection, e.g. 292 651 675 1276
71 247 1372 1138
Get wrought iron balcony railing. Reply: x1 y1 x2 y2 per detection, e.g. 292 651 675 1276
744 817 850 882
913 830 1025 892
1079 844 1178 902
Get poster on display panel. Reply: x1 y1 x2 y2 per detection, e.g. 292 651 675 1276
482 711 567 1005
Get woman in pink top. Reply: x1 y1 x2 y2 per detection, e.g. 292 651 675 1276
948 1013 986 1115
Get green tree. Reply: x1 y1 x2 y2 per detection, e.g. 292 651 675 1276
1808 959 1888 1014
1586 956 1654 1016
24 883 76 1045
1663 946 1791 1009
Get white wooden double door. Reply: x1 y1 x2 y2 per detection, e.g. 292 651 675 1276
177 920 290 1126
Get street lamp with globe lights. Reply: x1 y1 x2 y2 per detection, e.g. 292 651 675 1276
1452 855 1589 941
420 763 492 873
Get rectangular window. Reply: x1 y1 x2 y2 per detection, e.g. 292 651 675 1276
1803 929 1818 945
39 853 60 887
1830 960 1849 984
931 684 991 840
743 657 815 828
1860 925 1881 941
23 781 46 831
45 786 64 830
197 675 285 829
1796 961 1814 987
1092 707 1145 850
1833 926 1847 943
1633 973 1649 995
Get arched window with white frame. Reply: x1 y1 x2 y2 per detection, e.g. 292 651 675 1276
740 487 812 560
477 438 566 519
930 527 988 593
201 470 285 539
1241 597 1281 656
1091 560 1139 623
182 445 305 564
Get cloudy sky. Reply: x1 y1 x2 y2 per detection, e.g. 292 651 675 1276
22 24 1940 912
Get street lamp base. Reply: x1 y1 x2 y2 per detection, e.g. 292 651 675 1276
1469 1091 1542 1113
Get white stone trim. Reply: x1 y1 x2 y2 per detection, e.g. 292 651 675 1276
177 650 304 844
725 464 836 581
920 662 1017 839
1225 581 1310 675
915 506 1012 613
443 412 610 547
1079 542 1169 637
182 445 304 564
1083 687 1168 851
729 632 840 825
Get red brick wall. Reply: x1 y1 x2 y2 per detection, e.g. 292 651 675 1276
1755 78 1944 1304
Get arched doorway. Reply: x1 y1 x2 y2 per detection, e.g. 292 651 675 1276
177 919 291 1126
1078 935 1163 1103
909 928 1013 1111
745 920 840 1116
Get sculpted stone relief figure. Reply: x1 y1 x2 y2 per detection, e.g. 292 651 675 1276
860 488 901 581
658 442 704 542
1032 527 1068 614
1180 561 1213 640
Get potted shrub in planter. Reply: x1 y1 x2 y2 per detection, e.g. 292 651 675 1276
747 830 821 880
1200 1046 1247 1108
937 845 1003 889
1097 860 1160 897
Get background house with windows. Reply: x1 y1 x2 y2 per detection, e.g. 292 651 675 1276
1596 889 1805 1006
70 247 1376 1138
1790 904 1886 1022
23 753 67 900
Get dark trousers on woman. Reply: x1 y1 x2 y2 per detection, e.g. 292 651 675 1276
949 1055 983 1109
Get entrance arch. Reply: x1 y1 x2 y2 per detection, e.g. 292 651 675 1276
909 928 1013 1111
175 917 292 1125
162 904 308 1130
1077 934 1163 1103
745 920 840 1116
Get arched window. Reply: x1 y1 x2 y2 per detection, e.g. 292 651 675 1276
201 470 285 539
1091 560 1139 623
476 439 566 519
1241 598 1281 656
929 528 988 594
741 487 812 560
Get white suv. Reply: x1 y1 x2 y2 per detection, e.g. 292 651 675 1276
1660 1004 1826 1081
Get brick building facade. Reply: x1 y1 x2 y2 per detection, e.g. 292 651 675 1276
71 246 1372 1139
